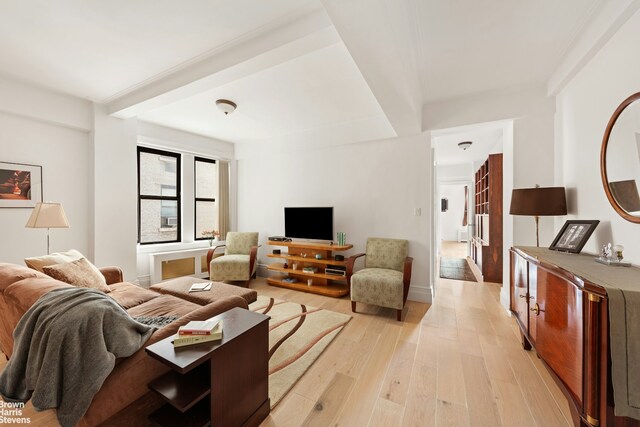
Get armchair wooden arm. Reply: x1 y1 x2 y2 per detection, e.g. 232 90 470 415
346 253 366 284
249 245 258 278
206 245 226 275
402 257 414 305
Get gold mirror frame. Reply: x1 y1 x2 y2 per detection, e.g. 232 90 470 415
601 91 640 223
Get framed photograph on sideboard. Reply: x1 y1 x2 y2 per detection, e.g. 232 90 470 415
0 162 42 208
549 220 599 254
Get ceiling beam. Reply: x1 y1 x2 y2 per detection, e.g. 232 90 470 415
320 0 422 136
107 7 339 118
547 0 640 96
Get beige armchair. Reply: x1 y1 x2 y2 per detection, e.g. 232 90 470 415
207 232 259 286
346 237 413 321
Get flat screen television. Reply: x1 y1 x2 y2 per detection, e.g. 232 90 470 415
284 207 333 241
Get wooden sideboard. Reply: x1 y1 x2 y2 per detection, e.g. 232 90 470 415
510 247 640 427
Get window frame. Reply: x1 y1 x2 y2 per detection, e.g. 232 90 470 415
194 156 217 241
137 146 182 245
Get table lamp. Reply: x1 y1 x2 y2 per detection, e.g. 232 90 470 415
25 202 70 254
509 185 567 247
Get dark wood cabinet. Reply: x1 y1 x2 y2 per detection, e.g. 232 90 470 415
472 154 503 283
510 247 640 427
145 308 270 427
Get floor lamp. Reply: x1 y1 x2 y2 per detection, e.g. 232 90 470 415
509 186 567 247
25 202 70 255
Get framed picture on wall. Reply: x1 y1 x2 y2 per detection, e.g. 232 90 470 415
0 162 42 208
549 220 600 254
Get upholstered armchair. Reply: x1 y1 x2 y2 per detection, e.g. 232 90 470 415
346 237 413 321
207 232 259 285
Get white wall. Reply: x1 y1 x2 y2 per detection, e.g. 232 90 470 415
236 134 432 303
0 78 93 265
424 86 557 248
0 76 239 284
439 184 467 241
437 163 473 181
513 112 557 247
93 105 138 279
556 7 640 263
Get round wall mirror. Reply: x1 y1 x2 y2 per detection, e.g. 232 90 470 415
601 92 640 223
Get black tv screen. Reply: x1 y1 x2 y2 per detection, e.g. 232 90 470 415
284 207 333 241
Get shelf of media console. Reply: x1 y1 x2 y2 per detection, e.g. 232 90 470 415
266 276 349 297
266 253 348 267
265 263 346 280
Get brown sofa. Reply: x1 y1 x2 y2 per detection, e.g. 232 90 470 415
0 263 248 426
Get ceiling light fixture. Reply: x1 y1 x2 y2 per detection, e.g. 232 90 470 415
458 141 472 150
215 99 237 115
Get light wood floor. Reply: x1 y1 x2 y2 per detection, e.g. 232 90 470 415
258 278 573 427
0 273 573 427
440 240 468 260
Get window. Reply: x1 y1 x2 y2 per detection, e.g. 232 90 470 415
194 157 218 240
138 147 181 244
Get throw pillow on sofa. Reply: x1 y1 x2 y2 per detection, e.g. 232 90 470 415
43 258 111 293
25 249 107 287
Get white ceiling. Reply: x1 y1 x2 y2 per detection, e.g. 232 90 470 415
0 0 608 146
0 0 319 101
415 0 602 103
138 42 395 144
432 123 505 166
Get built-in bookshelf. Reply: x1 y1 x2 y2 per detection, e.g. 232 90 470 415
471 153 503 283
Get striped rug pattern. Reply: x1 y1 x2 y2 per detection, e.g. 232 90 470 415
249 295 351 408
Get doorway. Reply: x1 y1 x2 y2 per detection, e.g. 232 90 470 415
438 181 476 282
430 120 511 290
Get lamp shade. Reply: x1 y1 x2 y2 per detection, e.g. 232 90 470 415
25 202 70 228
509 187 567 216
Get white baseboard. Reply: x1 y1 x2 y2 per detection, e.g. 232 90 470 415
408 285 432 304
467 256 483 282
500 286 511 315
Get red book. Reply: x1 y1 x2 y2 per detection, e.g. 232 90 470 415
178 319 220 336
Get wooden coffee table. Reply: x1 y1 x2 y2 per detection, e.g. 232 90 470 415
145 307 270 427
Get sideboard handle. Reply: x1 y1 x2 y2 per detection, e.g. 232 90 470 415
530 303 542 316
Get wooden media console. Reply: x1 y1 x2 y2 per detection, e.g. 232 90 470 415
266 241 352 297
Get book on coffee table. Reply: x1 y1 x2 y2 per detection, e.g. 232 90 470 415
188 281 212 293
178 319 220 335
173 321 223 347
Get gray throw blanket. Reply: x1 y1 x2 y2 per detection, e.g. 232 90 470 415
0 287 155 427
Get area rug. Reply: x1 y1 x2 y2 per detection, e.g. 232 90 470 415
249 295 351 408
439 257 477 282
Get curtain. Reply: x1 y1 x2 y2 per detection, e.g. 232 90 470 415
218 160 230 240
462 185 468 226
